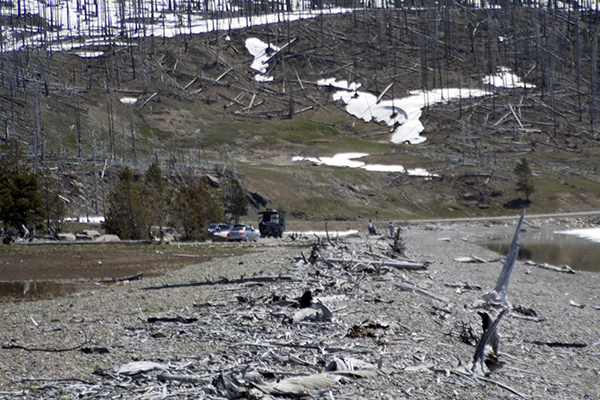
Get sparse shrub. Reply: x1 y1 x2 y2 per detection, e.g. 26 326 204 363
514 158 535 202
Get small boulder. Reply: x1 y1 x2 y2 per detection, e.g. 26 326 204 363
95 235 121 242
58 233 77 241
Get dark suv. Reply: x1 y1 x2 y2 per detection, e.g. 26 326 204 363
258 209 285 238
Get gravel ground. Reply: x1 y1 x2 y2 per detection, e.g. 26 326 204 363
1 219 599 399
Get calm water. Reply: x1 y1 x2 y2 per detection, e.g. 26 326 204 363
0 281 101 302
486 229 600 273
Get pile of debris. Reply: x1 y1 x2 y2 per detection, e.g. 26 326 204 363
3 213 596 399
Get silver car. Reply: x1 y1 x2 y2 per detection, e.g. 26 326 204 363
225 225 260 242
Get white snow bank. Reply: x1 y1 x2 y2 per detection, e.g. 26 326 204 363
317 78 361 91
119 97 138 105
1 1 354 53
245 38 281 82
555 228 600 244
483 67 535 89
293 153 437 176
326 82 489 144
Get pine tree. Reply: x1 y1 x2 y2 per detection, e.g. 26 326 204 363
200 177 226 225
143 162 169 231
39 168 67 235
172 178 224 240
102 167 150 240
514 158 535 202
0 139 45 234
222 177 248 224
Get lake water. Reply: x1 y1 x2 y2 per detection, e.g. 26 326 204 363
486 228 600 273
0 281 102 302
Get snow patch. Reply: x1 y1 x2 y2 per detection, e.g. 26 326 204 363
555 228 600 244
293 153 437 176
321 78 490 144
245 37 280 82
483 67 535 89
119 97 138 105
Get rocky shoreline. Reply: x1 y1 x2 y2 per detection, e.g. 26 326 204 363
1 218 599 399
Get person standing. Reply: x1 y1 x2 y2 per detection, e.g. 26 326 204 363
368 220 373 234
388 222 394 237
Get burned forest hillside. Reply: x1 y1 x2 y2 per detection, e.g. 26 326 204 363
1 4 600 220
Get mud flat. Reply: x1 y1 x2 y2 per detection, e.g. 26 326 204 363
1 218 598 399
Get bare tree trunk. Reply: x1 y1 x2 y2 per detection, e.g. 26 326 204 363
591 22 598 135
91 127 100 214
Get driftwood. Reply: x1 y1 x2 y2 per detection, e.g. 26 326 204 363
293 301 333 322
395 282 450 303
529 340 587 348
323 257 425 270
217 91 245 107
478 311 499 356
390 227 405 254
141 274 297 290
472 308 508 375
446 282 482 291
536 263 575 274
251 372 341 396
114 272 144 282
3 332 91 353
7 221 587 399
147 315 198 324
116 361 165 375
158 372 211 384
482 211 525 308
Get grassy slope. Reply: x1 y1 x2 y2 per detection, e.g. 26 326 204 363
4 10 600 222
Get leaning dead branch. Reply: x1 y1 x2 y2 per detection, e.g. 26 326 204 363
389 227 406 255
472 308 508 375
482 211 525 308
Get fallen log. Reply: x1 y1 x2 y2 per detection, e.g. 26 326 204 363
529 340 587 348
536 263 575 274
114 272 144 282
158 373 211 384
147 315 198 324
141 275 297 290
323 258 425 270
394 283 450 303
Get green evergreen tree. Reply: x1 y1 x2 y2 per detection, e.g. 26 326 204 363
200 177 226 225
102 167 150 240
0 139 45 234
143 162 169 231
39 168 67 234
514 158 535 202
222 177 248 224
172 179 224 240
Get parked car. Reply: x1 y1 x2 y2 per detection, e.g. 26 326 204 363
202 223 230 236
223 225 261 242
